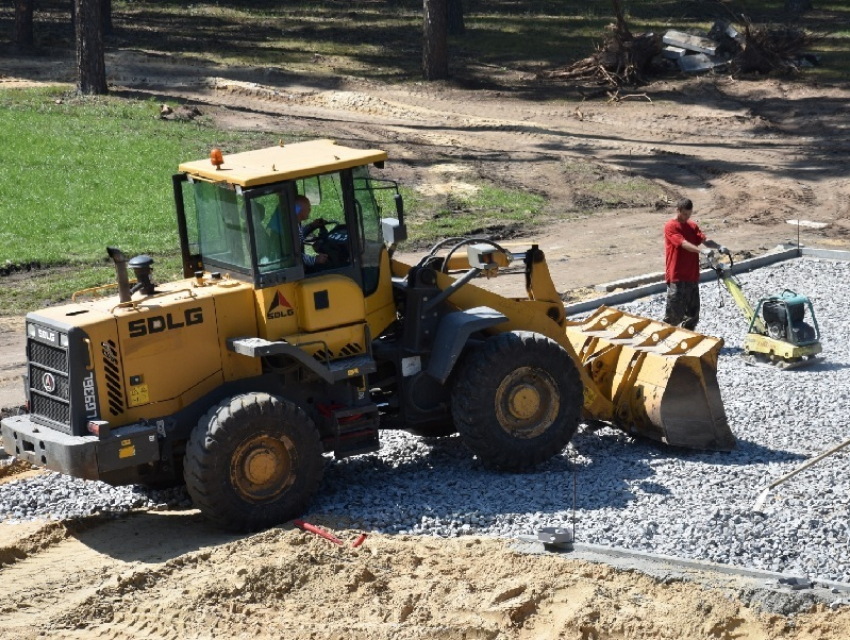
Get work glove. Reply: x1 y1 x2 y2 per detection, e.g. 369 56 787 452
719 245 731 256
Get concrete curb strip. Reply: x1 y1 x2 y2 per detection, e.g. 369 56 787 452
514 536 850 597
594 271 665 292
566 246 850 316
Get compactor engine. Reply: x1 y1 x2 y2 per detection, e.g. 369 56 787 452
1 140 734 531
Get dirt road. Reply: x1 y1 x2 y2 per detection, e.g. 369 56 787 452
3 50 849 295
3 50 850 638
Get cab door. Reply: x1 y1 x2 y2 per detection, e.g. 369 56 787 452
287 171 370 357
351 166 398 338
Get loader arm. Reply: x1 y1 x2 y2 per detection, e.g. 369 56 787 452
393 251 614 419
392 247 735 451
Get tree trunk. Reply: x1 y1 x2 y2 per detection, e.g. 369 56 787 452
447 0 464 36
75 0 108 95
71 1 112 37
14 0 34 52
102 0 112 36
423 0 448 80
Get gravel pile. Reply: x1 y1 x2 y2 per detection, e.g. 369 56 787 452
317 256 850 582
1 257 848 583
0 472 191 521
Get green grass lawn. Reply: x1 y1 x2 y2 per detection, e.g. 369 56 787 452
0 0 848 314
0 88 287 313
0 88 550 314
406 185 546 245
0 88 280 267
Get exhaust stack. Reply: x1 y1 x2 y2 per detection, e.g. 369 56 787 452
107 247 132 303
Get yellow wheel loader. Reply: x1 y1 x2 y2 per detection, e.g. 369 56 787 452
1 140 735 531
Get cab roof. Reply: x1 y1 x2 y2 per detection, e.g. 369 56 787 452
178 139 388 188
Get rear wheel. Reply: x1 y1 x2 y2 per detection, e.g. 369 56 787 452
451 332 582 470
184 393 323 532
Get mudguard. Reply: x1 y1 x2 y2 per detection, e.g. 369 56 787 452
426 306 508 384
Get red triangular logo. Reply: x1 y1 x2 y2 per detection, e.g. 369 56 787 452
267 291 292 313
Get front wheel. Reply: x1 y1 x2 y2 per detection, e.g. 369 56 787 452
451 332 583 470
184 393 324 532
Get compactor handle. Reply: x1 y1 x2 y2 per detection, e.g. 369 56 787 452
706 251 734 275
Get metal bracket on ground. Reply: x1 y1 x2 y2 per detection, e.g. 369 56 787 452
537 527 574 550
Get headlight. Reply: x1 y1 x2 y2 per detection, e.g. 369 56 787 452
27 323 36 338
59 334 69 348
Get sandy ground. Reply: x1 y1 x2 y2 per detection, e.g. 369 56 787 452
1 515 850 640
2 49 850 638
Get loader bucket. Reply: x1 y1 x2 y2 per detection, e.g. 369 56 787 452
565 307 735 451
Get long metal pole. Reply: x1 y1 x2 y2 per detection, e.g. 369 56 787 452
753 435 850 511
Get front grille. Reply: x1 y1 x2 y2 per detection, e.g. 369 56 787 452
29 341 68 372
30 394 71 432
28 335 71 430
30 364 70 400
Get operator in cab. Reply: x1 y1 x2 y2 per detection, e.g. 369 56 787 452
294 195 329 270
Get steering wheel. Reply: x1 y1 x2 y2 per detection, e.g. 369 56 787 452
302 219 332 244
305 222 350 269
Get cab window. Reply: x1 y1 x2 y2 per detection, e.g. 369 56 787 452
182 180 298 280
191 180 250 273
300 172 350 272
353 165 391 295
249 193 297 274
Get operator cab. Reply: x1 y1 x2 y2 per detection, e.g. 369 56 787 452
173 140 403 295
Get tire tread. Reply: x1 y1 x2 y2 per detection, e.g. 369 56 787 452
452 331 582 470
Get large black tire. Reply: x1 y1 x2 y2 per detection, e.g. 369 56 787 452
451 331 583 470
184 393 323 532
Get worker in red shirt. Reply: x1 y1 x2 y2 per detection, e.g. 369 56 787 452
664 198 729 330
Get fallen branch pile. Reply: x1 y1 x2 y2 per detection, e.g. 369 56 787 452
537 0 661 87
733 23 820 74
539 1 821 87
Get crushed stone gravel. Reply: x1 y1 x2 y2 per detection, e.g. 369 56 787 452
1 257 848 583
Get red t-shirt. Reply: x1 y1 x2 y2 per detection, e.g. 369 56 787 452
664 218 706 282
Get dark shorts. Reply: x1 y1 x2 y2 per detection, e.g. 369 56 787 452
664 281 700 330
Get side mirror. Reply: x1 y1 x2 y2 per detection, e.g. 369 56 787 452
381 218 407 250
